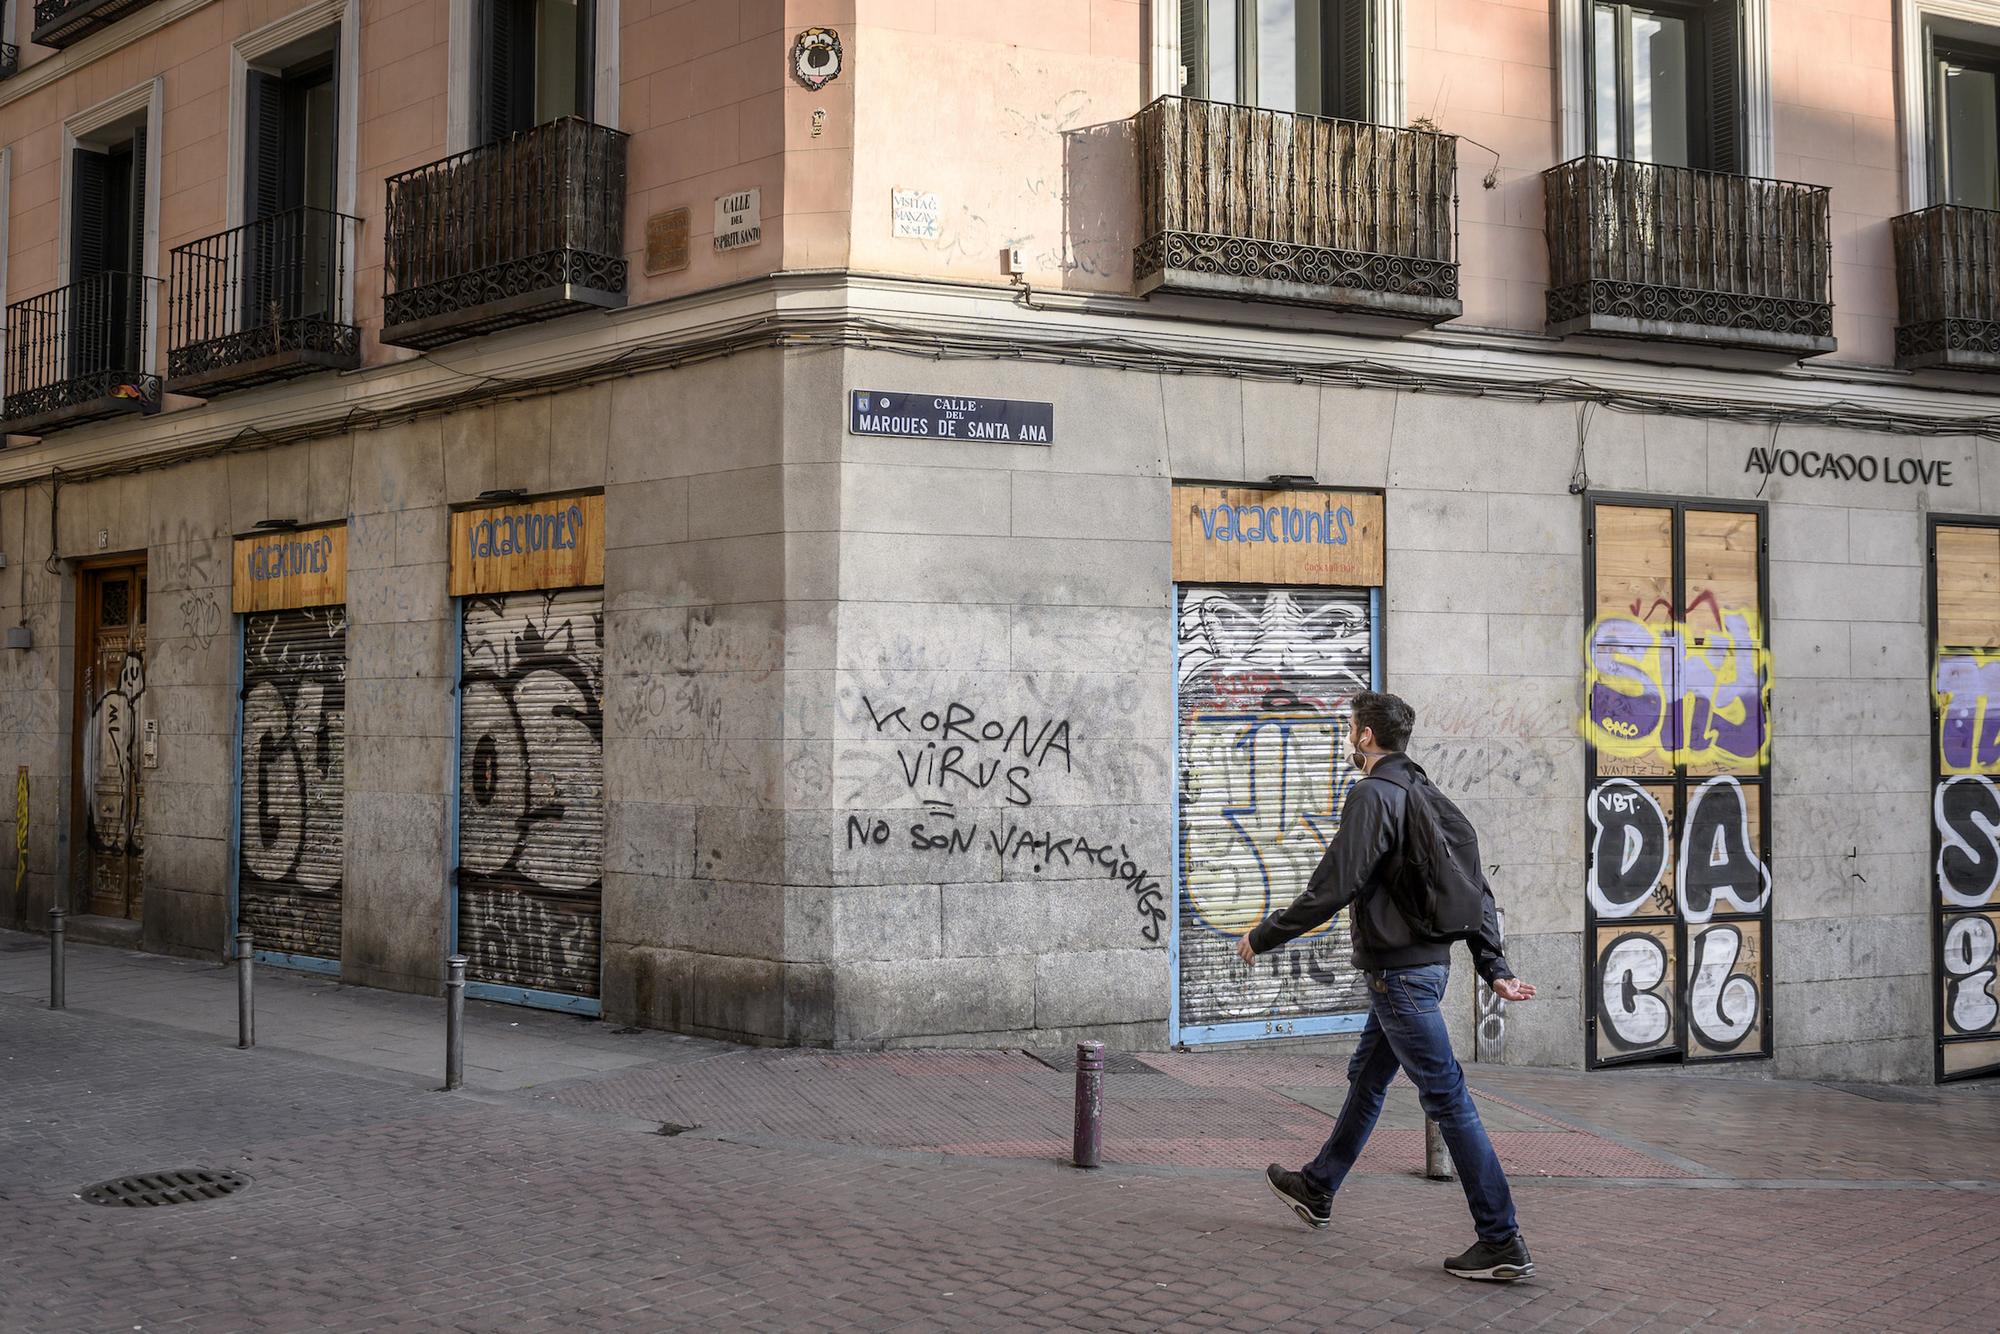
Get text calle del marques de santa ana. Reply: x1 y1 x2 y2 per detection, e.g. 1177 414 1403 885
844 696 1169 942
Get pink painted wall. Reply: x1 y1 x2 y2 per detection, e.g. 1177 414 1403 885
0 0 1944 373
0 0 837 375
844 0 1142 292
1767 0 1900 365
1407 0 1558 335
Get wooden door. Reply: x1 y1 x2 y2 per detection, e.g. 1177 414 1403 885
73 563 148 920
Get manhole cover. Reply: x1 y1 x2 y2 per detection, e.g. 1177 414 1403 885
81 1168 250 1207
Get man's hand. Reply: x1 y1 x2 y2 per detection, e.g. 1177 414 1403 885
1491 977 1536 1002
1237 935 1257 965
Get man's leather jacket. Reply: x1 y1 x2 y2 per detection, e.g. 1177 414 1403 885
1246 753 1514 982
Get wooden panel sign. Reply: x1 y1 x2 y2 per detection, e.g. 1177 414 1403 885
232 523 347 613
450 493 605 597
1171 485 1383 587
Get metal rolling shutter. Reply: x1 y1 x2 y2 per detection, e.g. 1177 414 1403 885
457 587 604 998
1176 585 1375 1033
239 606 347 960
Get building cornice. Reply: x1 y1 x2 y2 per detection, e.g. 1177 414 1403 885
0 0 218 108
5 269 2000 490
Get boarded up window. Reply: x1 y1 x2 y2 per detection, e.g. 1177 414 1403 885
1584 498 1770 1069
1931 521 2000 1081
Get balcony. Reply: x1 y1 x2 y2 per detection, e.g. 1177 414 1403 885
1892 205 2000 372
1 43 19 79
3 273 159 436
381 117 628 350
33 0 159 49
167 208 361 397
1131 96 1460 323
1543 156 1834 356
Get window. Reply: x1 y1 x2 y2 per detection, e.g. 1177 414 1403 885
1560 0 1768 176
1934 41 2000 210
1583 497 1772 1069
1928 520 2000 1081
482 0 594 143
245 46 341 327
1589 1 1738 171
1178 0 1372 121
69 121 148 376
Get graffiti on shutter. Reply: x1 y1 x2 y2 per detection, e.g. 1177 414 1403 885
457 588 605 998
239 606 346 960
1176 585 1374 1032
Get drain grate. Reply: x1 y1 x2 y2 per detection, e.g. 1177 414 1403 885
1027 1047 1158 1075
81 1168 250 1207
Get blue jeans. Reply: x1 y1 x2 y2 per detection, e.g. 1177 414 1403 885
1301 963 1519 1242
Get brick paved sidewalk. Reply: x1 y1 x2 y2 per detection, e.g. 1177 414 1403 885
6 987 2000 1332
6 927 1998 1192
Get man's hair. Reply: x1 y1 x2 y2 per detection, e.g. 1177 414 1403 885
1351 690 1415 753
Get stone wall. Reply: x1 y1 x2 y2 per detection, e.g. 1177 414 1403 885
0 340 1973 1078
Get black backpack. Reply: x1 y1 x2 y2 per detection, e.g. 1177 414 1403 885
1368 766 1488 942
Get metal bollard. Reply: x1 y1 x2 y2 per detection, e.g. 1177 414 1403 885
444 955 466 1091
235 932 254 1049
1071 1040 1104 1169
48 907 64 1010
1425 1118 1454 1180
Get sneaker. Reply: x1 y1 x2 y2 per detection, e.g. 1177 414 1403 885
1264 1163 1331 1230
1443 1233 1535 1282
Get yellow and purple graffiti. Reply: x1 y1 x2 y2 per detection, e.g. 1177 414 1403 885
1936 648 2000 775
1583 608 1770 772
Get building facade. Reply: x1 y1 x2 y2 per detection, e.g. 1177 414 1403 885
1 0 1998 1084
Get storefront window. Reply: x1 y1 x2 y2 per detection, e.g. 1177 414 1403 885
1929 520 2000 1080
1583 497 1771 1067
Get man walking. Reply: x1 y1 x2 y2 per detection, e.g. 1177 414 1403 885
1236 690 1538 1282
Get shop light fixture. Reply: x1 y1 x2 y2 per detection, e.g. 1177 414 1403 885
1266 473 1315 486
253 517 298 530
476 488 527 502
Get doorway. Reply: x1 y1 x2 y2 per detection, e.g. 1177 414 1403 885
72 561 149 921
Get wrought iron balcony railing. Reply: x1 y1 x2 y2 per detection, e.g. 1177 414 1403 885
3 272 160 435
1133 95 1460 321
1 43 20 79
1892 204 2000 372
168 207 361 396
1543 155 1834 355
381 116 629 350
33 0 160 49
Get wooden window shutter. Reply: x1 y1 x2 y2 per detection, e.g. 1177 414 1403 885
70 148 112 278
123 126 148 370
1704 0 1742 174
127 124 148 278
68 147 112 376
244 70 285 222
482 0 529 142
574 0 595 121
1332 0 1372 122
243 71 285 329
1179 1 1205 97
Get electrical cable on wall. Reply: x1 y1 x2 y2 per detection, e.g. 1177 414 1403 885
11 309 2000 498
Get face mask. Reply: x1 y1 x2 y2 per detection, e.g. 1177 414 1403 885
1350 749 1368 772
